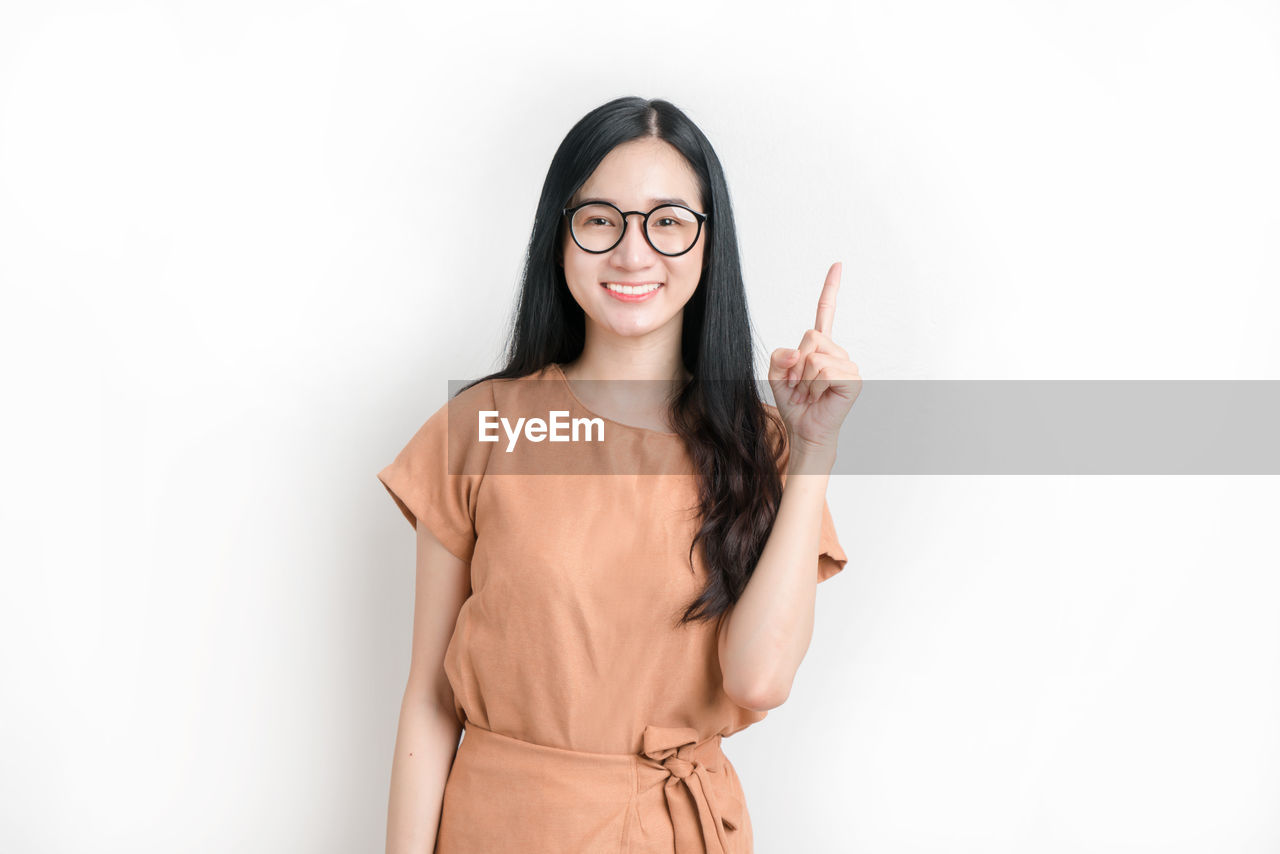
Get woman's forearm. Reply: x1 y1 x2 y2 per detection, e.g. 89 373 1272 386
386 685 463 854
718 447 836 710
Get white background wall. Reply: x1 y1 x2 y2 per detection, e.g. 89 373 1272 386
2 1 1278 851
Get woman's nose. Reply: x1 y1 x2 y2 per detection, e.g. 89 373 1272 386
613 213 657 265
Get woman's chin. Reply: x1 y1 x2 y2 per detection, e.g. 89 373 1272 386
592 311 673 338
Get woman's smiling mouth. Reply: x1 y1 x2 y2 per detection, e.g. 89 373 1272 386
601 281 663 301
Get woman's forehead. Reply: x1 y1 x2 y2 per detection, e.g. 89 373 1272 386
573 139 701 208
574 195 695 209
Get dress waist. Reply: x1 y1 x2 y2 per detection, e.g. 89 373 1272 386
436 721 749 853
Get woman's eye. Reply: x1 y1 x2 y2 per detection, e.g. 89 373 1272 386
655 218 676 227
586 218 611 226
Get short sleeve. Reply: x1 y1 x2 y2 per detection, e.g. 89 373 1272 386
376 383 494 564
768 404 849 583
815 496 848 583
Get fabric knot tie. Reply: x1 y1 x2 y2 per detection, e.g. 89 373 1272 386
662 756 694 779
638 724 736 854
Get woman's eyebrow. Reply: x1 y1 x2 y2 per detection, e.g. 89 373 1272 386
577 196 691 208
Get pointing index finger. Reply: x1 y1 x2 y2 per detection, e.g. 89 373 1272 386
814 261 842 336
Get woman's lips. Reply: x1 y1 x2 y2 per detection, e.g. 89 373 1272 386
601 282 663 302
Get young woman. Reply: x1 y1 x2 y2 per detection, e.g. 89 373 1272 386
378 96 861 854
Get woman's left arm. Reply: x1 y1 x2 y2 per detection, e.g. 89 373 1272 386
718 261 862 711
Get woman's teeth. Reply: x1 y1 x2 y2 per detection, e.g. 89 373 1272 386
603 282 662 295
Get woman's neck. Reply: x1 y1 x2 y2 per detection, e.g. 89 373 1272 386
560 339 690 386
559 346 691 432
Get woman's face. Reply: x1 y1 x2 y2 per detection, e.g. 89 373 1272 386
559 137 707 341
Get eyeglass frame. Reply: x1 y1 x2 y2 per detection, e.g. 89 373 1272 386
561 201 709 258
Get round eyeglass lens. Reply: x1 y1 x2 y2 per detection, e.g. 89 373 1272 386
570 204 700 255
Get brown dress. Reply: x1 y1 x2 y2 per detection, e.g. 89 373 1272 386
377 363 847 853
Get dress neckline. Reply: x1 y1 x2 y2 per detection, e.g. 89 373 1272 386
548 362 683 439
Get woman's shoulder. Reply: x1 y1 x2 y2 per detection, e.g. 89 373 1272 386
437 364 556 415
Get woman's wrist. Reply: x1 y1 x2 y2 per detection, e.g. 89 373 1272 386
786 441 837 476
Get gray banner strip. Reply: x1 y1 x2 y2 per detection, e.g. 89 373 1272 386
445 379 1280 474
835 380 1280 474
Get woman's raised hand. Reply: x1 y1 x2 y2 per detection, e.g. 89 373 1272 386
768 261 862 463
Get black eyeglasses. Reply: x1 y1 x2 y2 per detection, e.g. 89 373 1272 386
562 201 709 257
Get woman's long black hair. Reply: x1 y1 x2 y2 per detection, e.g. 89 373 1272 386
458 95 787 628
